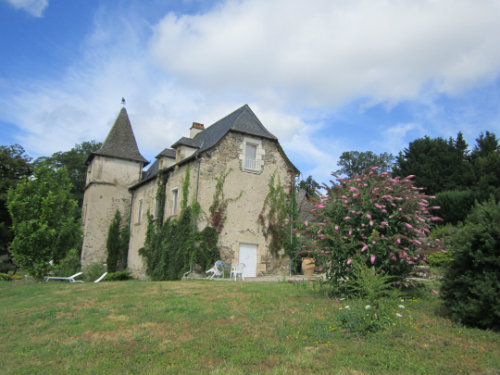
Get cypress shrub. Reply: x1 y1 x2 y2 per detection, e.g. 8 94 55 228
440 197 500 331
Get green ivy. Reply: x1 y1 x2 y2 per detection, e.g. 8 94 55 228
208 169 243 234
139 167 219 280
258 171 297 258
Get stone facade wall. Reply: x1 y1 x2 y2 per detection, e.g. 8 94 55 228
127 178 158 276
126 131 295 277
81 156 143 267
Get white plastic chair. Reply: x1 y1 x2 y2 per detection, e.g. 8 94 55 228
230 263 245 281
206 261 224 280
45 272 83 283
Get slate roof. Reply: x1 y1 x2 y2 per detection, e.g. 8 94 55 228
132 104 297 189
190 104 277 154
91 108 148 165
156 148 176 159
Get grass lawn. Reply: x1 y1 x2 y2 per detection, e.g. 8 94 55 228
1 279 499 374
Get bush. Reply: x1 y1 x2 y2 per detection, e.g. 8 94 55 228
0 272 12 281
302 168 442 295
52 248 81 277
104 270 132 281
440 197 500 331
83 263 106 282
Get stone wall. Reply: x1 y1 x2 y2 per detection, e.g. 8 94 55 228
81 156 143 268
126 131 296 278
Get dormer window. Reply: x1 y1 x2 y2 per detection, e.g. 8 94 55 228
240 136 264 173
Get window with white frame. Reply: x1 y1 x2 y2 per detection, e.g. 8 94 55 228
240 136 264 173
171 188 178 215
245 143 257 170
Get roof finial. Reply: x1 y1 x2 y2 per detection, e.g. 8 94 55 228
121 97 126 107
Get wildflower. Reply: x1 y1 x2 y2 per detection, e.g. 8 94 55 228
396 313 403 318
361 243 368 252
343 216 351 221
304 220 309 227
335 225 339 231
405 223 413 229
398 305 405 309
345 305 350 310
370 254 376 264
431 289 439 295
366 214 372 219
347 258 352 265
365 305 371 310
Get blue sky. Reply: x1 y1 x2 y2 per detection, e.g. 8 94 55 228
0 0 499 184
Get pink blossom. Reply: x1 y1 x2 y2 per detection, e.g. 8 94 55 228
343 216 351 221
349 186 358 192
366 214 372 219
361 243 368 252
316 203 326 209
304 220 309 227
347 259 352 265
396 238 401 244
335 225 339 231
405 223 413 229
431 216 443 221
370 254 376 264
431 289 439 295
369 220 374 226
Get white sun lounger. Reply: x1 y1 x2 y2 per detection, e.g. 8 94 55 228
45 272 83 283
94 272 108 283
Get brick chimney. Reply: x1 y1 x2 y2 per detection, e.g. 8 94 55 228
190 122 205 138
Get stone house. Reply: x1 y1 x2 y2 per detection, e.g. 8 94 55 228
81 104 299 278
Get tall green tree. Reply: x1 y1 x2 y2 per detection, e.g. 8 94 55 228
393 134 471 195
33 141 102 208
0 144 32 268
469 131 500 202
7 164 82 280
336 151 394 178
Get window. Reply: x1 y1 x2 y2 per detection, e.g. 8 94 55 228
245 143 257 170
172 188 178 215
137 199 143 224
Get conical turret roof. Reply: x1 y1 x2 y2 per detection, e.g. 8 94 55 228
92 108 148 164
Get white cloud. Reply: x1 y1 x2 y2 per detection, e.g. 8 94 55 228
0 0 498 185
4 0 48 17
150 0 500 107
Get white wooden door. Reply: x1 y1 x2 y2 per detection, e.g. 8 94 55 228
238 243 257 278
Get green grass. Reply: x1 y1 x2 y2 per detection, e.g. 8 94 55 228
1 279 499 375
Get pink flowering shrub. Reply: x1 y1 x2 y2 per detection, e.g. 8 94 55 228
302 167 442 290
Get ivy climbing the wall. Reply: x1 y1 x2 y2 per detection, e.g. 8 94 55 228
106 210 130 272
258 171 298 259
139 167 219 280
209 168 243 234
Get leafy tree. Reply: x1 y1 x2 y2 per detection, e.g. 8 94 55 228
440 197 500 331
469 131 500 202
393 134 471 195
7 164 81 280
302 168 442 295
336 151 394 178
33 141 102 207
0 144 32 271
297 175 320 199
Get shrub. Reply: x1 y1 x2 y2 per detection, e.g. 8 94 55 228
52 248 81 277
106 210 129 272
302 168 442 295
440 197 500 331
83 263 106 282
104 270 132 281
0 272 12 281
